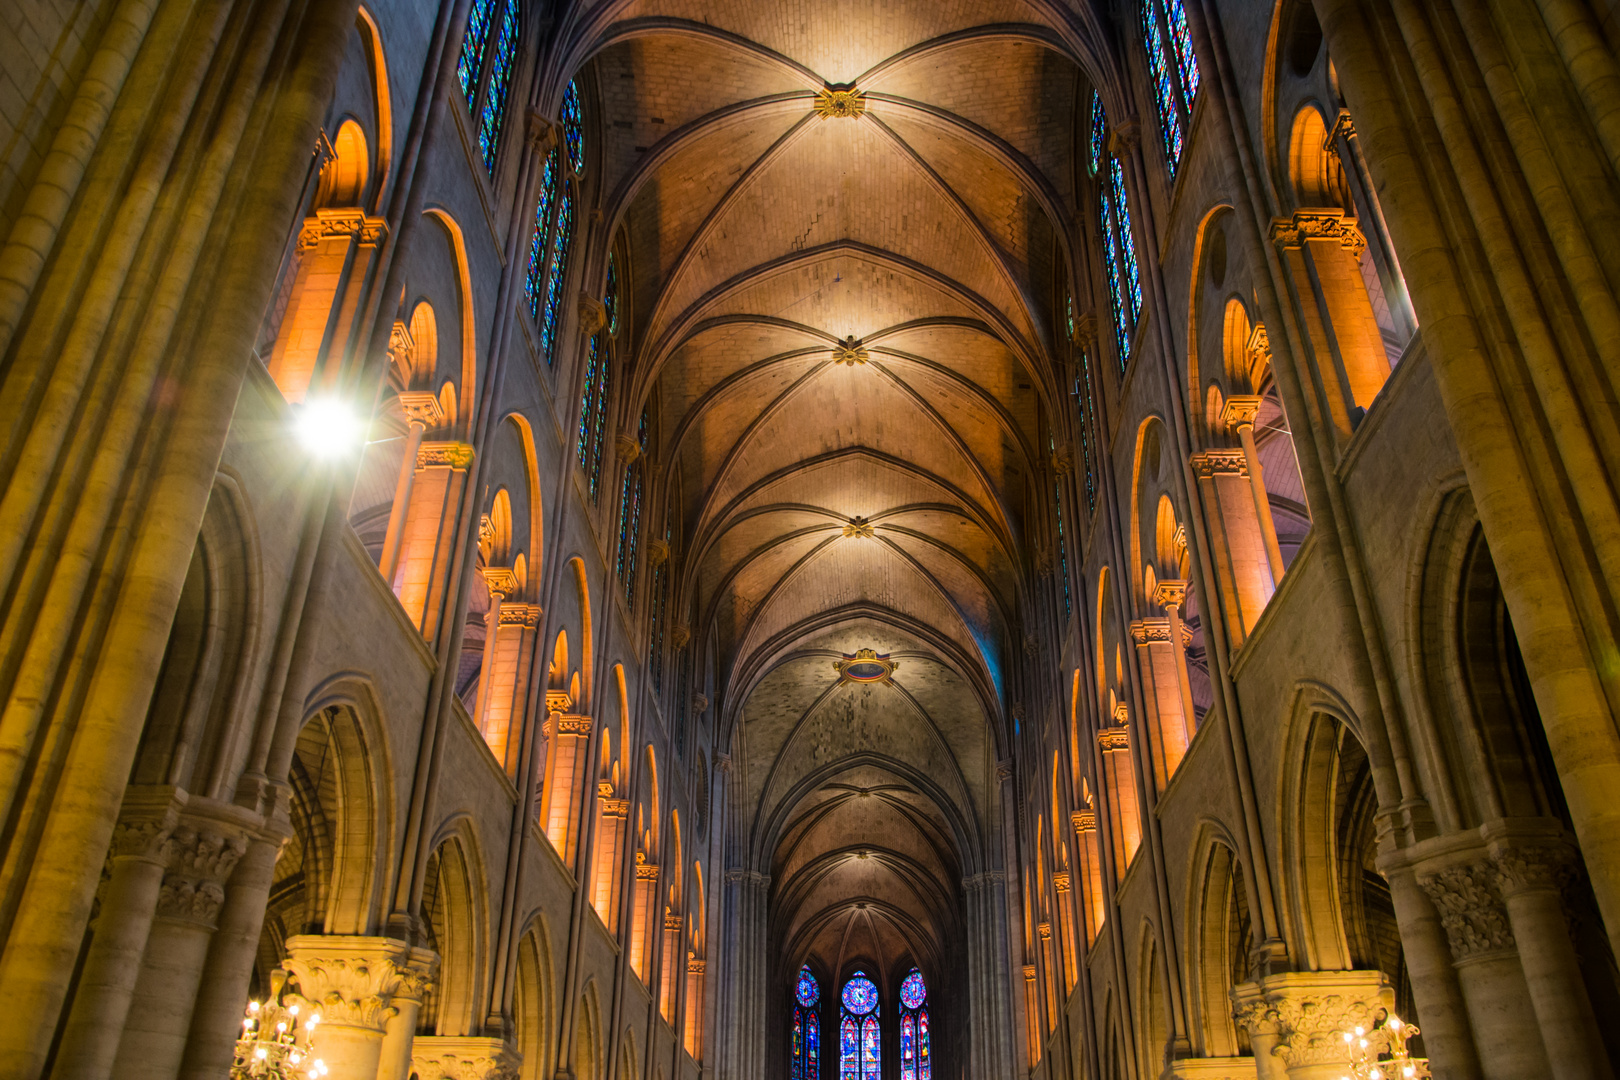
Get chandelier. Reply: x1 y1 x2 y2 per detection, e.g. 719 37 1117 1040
1341 1013 1430 1080
231 972 329 1080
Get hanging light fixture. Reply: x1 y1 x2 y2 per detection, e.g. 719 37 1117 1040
231 972 328 1080
1340 1013 1430 1080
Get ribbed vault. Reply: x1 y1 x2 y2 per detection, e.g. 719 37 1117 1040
547 2 1108 1066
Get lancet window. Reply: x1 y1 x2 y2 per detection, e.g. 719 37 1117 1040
899 969 930 1080
792 966 821 1080
525 79 584 365
1091 91 1143 369
1141 0 1199 178
1051 433 1071 618
839 973 880 1080
616 409 648 604
1069 291 1099 518
458 0 520 174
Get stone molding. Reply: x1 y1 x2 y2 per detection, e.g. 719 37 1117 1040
1098 725 1129 753
577 294 606 336
419 441 476 470
282 935 439 1033
1231 971 1389 1070
1130 617 1171 645
397 390 447 429
1269 209 1367 255
1191 449 1249 479
497 601 541 627
1052 871 1071 893
543 714 592 738
670 624 691 648
412 1035 521 1080
1417 859 1515 961
297 208 387 251
647 538 670 565
1073 810 1098 835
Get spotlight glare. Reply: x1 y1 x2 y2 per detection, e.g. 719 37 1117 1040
294 398 363 458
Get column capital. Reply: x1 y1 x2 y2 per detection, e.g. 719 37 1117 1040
1417 858 1515 961
412 1035 521 1080
155 819 250 926
1220 395 1264 433
578 293 607 336
397 390 446 429
1489 839 1579 898
1152 578 1190 614
298 207 388 251
481 565 521 602
282 935 438 1034
1130 617 1172 645
1269 209 1366 255
1231 970 1390 1071
526 109 557 155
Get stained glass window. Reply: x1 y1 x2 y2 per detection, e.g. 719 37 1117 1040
562 79 585 177
588 357 611 499
525 152 559 319
1142 0 1201 180
475 0 519 173
840 973 880 1080
1074 361 1098 518
605 254 620 336
898 968 929 1080
793 966 820 1080
1089 90 1106 176
1143 3 1184 176
576 335 601 465
1093 94 1144 371
616 409 648 605
539 186 574 364
457 0 496 102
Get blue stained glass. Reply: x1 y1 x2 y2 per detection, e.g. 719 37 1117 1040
576 335 600 465
841 973 878 1015
604 255 619 335
794 1012 804 1080
1111 157 1143 323
539 187 575 365
1089 91 1106 175
901 1015 916 1080
1144 3 1184 177
1100 189 1130 363
840 1017 859 1080
806 1011 820 1080
588 357 611 499
619 454 644 606
457 0 496 103
797 966 820 1007
525 152 559 320
1076 364 1098 516
900 969 926 1009
860 1016 879 1080
918 1012 930 1080
475 0 519 173
1166 0 1201 99
1065 292 1075 342
562 79 585 177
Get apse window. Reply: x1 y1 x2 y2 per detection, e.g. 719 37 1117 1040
792 965 820 1080
839 972 880 1080
899 968 931 1080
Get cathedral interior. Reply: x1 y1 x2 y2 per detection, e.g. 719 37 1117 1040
3 0 1620 1078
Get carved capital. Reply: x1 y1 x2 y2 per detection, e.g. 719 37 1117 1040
1037 921 1052 941
1190 448 1248 479
283 936 436 1033
413 1035 521 1080
1130 617 1171 645
715 753 732 774
497 601 542 628
419 441 476 470
691 694 709 715
111 790 184 861
1098 725 1130 753
1074 312 1099 351
398 390 447 429
670 624 691 649
1418 860 1515 961
1231 971 1389 1070
155 821 250 925
526 109 557 155
1152 578 1189 612
1108 120 1140 154
577 294 607 336
481 565 521 601
814 85 866 118
1270 209 1366 255
545 689 574 716
647 538 670 566
996 759 1015 784
1050 446 1074 475
543 714 593 739
1220 395 1263 433
1492 843 1578 899
298 208 387 251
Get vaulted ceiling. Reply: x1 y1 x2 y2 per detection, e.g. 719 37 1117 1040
552 0 1111 978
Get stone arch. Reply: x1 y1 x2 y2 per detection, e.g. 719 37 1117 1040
1135 924 1171 1080
514 916 556 1080
1187 823 1254 1058
316 118 370 209
418 821 487 1036
575 980 603 1080
130 472 261 800
422 208 479 436
1287 104 1350 210
354 5 393 210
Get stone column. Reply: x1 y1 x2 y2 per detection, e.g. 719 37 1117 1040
1490 841 1611 1080
52 794 180 1080
1189 449 1273 638
538 712 593 867
393 439 475 640
1233 971 1389 1080
1097 722 1140 876
1419 859 1551 1080
378 390 444 584
1051 872 1077 994
111 814 251 1080
282 935 424 1080
377 948 437 1080
1221 394 1287 585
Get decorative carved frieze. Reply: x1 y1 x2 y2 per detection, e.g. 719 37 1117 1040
687 957 706 975
543 715 593 739
1269 210 1367 255
1098 726 1130 753
1052 871 1071 893
1130 617 1172 645
1418 860 1515 961
814 86 866 118
419 441 476 470
1073 810 1098 835
297 208 387 251
1190 449 1249 479
497 602 542 628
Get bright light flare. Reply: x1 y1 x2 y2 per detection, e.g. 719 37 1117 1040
293 398 364 458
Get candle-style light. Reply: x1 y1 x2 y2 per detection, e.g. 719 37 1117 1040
231 970 328 1079
1340 1012 1430 1080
